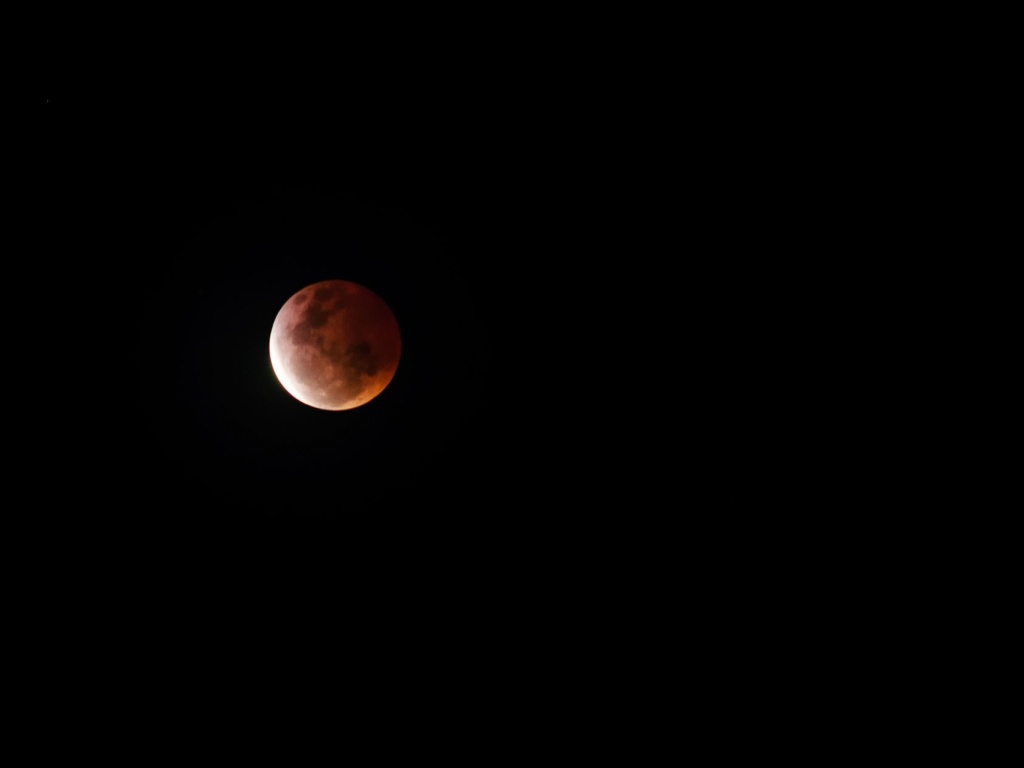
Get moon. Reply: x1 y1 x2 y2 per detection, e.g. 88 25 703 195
269 279 402 410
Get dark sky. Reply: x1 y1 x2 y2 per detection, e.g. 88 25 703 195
19 67 693 602
22 82 595 559
17 61 707 722
17 41 851 729
129 195 491 519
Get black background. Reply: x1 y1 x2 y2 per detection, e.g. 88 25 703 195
12 60 685 740
20 75 652 578
17 32 735 613
12 38 831 747
11 25 910 748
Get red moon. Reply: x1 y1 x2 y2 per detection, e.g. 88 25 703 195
269 280 401 410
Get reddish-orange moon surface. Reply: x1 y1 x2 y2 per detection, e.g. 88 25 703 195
269 280 401 410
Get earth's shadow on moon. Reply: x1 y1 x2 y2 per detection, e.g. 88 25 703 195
270 279 402 412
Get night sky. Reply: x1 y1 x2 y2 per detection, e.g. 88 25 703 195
20 70 683 598
130 196 490 520
23 84 593 560
17 43 833 732
16 68 696 723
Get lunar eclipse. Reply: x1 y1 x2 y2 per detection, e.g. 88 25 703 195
269 279 402 410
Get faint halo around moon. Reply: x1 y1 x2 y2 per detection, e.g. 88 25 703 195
269 279 401 411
